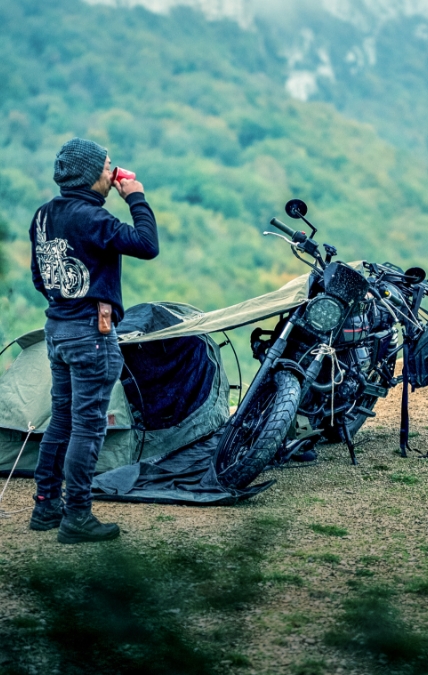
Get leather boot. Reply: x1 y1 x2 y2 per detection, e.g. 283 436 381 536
29 495 64 531
57 509 120 544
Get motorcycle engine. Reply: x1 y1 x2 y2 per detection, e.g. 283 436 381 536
335 346 371 400
354 346 371 372
338 376 360 399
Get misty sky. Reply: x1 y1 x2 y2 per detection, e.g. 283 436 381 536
84 0 428 29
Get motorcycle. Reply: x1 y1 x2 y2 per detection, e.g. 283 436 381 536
215 199 428 489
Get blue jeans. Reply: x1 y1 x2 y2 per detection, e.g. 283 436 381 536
34 317 124 515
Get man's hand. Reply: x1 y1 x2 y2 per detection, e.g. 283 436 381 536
114 178 145 199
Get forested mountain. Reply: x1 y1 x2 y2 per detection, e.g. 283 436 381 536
1 0 428 358
88 0 428 154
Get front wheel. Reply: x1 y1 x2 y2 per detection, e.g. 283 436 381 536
215 370 301 489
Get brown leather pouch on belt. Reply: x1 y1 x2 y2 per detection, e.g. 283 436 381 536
98 302 112 334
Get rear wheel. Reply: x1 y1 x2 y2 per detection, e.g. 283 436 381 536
215 370 301 489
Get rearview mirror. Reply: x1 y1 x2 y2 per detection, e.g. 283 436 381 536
404 267 426 284
285 199 308 219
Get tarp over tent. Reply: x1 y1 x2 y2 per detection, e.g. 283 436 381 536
118 270 311 344
116 263 365 344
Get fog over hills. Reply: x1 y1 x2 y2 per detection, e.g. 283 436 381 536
84 0 253 27
85 0 428 28
85 0 428 154
257 0 428 100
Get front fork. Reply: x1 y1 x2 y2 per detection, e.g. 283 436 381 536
231 321 294 426
231 316 324 427
300 351 327 399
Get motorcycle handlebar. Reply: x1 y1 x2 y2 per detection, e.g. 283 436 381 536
270 218 307 243
270 217 296 238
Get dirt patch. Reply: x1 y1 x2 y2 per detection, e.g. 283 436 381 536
1 382 428 675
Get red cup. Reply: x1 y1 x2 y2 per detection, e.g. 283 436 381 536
111 166 136 183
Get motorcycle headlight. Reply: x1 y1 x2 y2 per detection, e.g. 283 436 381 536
305 295 344 332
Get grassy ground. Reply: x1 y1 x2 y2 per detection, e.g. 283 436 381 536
1 383 428 675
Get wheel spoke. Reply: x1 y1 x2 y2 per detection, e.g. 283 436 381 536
215 371 301 488
218 382 277 469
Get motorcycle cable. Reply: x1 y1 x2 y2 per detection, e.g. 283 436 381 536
374 296 399 323
387 285 422 327
298 343 320 366
219 331 243 406
263 231 323 276
291 245 323 275
388 301 421 330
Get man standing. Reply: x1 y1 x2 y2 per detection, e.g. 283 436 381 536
28 137 159 543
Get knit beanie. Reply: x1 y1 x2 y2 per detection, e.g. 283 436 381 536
53 137 108 188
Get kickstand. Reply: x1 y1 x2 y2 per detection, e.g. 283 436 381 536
340 423 358 466
404 444 428 459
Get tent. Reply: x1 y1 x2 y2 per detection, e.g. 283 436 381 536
0 302 231 475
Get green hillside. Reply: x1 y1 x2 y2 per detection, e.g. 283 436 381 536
1 0 428 368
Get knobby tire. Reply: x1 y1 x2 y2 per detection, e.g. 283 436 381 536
215 370 301 490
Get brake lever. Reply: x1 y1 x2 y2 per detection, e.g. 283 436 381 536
263 231 294 246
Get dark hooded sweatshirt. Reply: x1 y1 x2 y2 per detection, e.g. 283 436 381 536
29 187 159 324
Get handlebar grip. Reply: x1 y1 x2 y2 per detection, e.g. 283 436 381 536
270 217 297 238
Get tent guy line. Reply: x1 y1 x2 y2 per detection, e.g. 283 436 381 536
0 421 35 518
